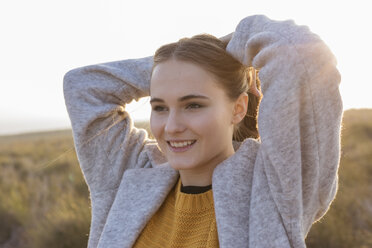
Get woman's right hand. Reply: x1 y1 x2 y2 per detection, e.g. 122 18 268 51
219 32 234 44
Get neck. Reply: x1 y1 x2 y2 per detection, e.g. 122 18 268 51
179 169 213 187
179 145 235 187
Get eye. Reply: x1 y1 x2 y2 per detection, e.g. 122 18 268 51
186 103 203 109
152 105 168 112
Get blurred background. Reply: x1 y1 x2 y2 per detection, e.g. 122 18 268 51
1 0 371 247
1 0 372 135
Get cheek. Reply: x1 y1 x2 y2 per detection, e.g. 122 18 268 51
192 108 232 139
150 114 169 153
150 114 162 140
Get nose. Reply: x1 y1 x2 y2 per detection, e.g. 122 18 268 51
164 111 186 134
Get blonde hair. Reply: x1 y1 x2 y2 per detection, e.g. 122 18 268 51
152 34 260 141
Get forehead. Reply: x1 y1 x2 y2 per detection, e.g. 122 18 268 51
150 59 222 98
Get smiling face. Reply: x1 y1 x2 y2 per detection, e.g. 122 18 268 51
150 59 238 179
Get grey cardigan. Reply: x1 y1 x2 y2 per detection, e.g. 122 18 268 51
63 15 343 248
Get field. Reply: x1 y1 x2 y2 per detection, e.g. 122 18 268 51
0 109 371 247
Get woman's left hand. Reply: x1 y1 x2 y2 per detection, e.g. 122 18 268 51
248 67 262 97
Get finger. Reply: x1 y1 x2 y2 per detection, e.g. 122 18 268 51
250 67 256 86
248 68 261 97
219 32 234 43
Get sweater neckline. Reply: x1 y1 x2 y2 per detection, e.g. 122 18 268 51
174 178 214 212
181 183 212 194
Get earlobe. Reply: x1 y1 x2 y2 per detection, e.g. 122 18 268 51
232 92 248 124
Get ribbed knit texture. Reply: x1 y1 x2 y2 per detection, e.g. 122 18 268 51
133 178 219 248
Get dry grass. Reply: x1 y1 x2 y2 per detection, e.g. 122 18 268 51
0 113 371 247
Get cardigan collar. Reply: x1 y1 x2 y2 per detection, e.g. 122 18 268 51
97 163 179 248
97 139 258 248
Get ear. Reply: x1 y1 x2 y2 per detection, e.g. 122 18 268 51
232 92 248 124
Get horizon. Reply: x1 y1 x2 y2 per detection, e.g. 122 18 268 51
1 0 371 136
1 107 370 136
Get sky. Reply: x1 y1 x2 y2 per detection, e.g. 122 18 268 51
0 0 371 135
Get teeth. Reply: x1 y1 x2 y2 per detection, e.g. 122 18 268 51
169 140 194 148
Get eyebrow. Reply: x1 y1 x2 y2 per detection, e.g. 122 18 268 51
150 94 210 104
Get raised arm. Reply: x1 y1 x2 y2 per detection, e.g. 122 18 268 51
63 56 159 195
226 15 342 245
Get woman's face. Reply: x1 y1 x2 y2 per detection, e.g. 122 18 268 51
150 59 237 172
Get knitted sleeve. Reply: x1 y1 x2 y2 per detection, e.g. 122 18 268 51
226 15 343 246
63 56 157 195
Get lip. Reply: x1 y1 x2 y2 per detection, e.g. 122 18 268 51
166 140 196 153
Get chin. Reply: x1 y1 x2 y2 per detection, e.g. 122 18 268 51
168 160 198 171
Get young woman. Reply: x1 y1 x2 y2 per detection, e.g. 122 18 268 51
63 15 343 248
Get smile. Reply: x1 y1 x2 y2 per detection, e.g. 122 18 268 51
167 140 196 152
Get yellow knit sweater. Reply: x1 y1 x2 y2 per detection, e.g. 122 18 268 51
133 178 219 248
